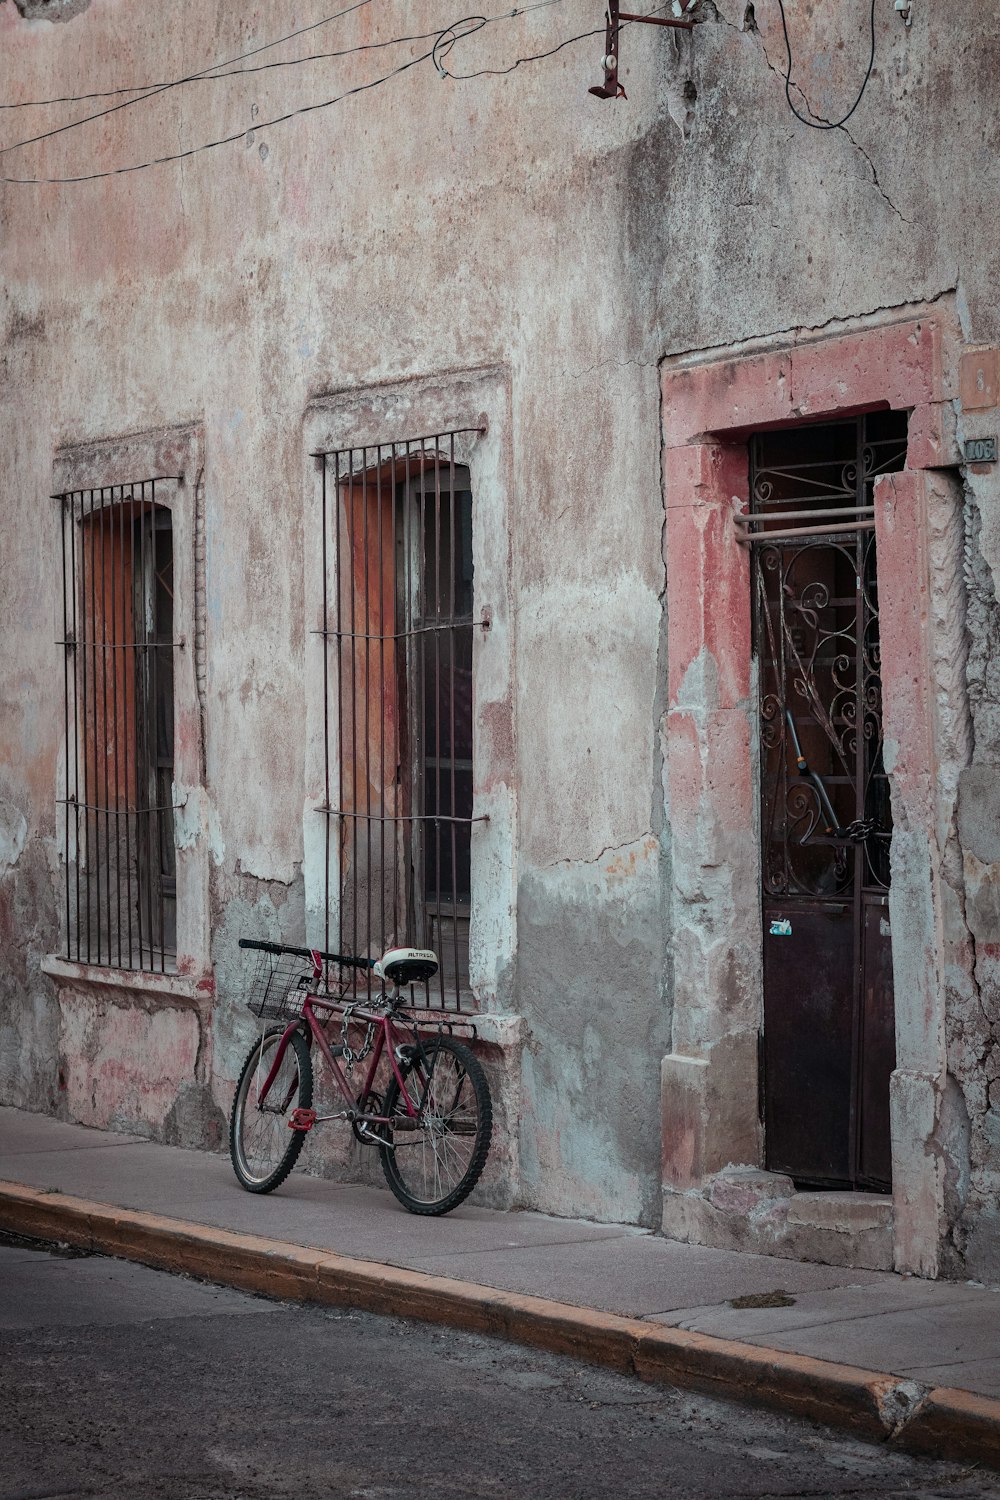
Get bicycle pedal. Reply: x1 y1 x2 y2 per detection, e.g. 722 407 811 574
288 1107 317 1132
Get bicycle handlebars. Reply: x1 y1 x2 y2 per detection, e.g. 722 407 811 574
237 937 375 971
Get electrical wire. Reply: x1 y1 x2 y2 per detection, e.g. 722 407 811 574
775 0 877 131
0 27 454 111
444 24 603 78
0 0 569 112
0 45 432 183
432 0 669 80
0 0 373 158
434 14 601 79
0 0 587 185
431 0 568 74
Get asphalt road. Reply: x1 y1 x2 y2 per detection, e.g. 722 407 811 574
1 1235 996 1500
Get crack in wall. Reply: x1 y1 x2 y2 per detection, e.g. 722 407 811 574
562 356 658 384
661 286 956 367
704 1 913 225
543 833 654 870
837 126 916 228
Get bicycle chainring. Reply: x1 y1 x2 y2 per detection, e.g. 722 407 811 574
352 1090 390 1145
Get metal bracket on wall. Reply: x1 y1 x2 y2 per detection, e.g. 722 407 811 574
589 0 695 100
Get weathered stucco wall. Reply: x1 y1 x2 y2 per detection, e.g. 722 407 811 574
1 0 999 1250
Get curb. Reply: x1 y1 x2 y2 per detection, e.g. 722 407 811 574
2 1179 997 1470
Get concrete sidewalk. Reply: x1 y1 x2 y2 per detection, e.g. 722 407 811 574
2 1105 1000 1468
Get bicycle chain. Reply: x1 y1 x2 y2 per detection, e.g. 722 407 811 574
339 1004 378 1075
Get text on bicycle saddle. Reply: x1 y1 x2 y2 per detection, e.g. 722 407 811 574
375 948 439 986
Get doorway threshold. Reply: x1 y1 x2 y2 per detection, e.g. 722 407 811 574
662 1168 894 1273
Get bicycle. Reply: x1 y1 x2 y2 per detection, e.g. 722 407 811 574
229 938 493 1216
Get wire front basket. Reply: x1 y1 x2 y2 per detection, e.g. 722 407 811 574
245 948 320 1023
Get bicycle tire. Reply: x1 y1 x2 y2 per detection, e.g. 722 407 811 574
230 1025 313 1194
378 1036 492 1216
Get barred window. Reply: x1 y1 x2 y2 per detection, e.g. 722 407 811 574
59 482 177 971
318 435 478 1009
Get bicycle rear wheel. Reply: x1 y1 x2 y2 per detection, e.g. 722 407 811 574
379 1036 492 1216
230 1026 313 1193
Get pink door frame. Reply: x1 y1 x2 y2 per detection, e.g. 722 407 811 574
659 316 965 1276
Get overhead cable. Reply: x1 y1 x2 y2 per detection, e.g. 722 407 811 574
0 0 373 158
0 0 591 185
432 0 672 80
0 45 432 184
0 0 568 114
0 26 451 112
775 0 877 131
441 24 604 78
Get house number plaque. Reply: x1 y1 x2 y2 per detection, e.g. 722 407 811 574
965 436 998 464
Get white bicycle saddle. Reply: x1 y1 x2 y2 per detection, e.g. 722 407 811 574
374 947 439 986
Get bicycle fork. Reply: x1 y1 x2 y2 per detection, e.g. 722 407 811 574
254 1033 302 1119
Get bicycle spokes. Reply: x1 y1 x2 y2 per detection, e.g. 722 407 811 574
234 1032 305 1185
389 1048 482 1202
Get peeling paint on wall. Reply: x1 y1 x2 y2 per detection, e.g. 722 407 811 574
9 0 91 19
0 804 27 881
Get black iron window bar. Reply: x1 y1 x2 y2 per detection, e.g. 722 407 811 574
314 430 486 1012
57 479 179 972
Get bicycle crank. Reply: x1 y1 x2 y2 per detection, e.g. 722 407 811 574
352 1091 390 1145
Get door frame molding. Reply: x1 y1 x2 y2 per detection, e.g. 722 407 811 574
659 310 969 1276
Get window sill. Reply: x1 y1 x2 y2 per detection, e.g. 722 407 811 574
41 956 214 1008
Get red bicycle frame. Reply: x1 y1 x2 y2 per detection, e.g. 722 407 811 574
255 990 424 1129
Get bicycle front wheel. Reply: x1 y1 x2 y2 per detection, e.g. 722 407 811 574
230 1026 313 1193
379 1036 492 1216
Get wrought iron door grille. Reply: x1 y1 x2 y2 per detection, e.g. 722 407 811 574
751 411 907 1192
315 431 483 1011
751 411 906 897
58 480 179 971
